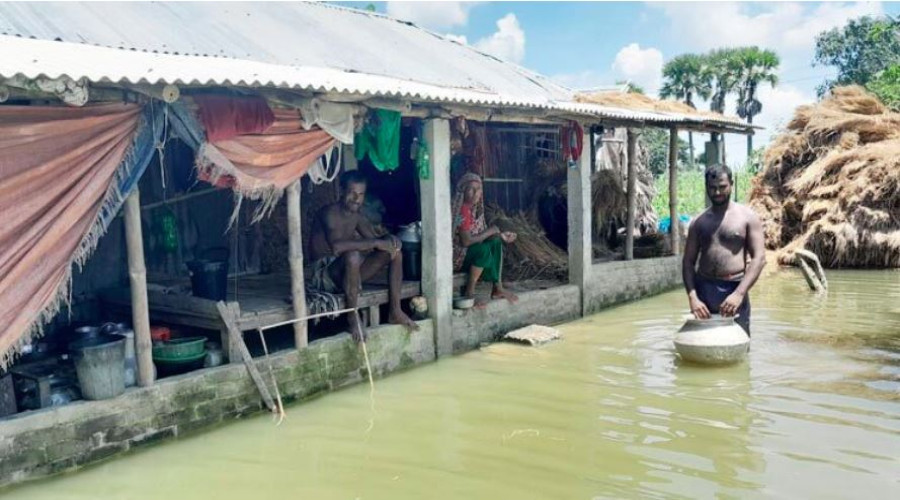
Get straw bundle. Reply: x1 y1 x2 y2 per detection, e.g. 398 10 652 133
575 91 734 122
485 204 569 281
749 85 900 267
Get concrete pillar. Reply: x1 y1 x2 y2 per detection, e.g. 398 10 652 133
668 128 680 255
421 119 453 357
625 129 639 261
567 129 592 316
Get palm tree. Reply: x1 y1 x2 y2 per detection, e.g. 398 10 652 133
704 48 740 164
660 54 712 170
705 48 740 114
732 47 780 158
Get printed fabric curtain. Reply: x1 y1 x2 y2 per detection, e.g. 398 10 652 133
170 96 337 222
0 103 161 367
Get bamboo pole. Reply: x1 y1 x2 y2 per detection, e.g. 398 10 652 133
123 189 154 387
669 127 680 255
287 180 308 349
625 129 638 260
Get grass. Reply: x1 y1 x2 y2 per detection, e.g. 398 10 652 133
652 169 754 218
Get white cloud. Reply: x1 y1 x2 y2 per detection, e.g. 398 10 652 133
385 2 479 31
474 13 526 64
654 2 882 55
611 43 664 95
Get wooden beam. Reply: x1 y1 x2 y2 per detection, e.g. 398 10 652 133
286 180 308 349
217 302 276 412
123 189 154 387
668 127 680 255
625 129 639 261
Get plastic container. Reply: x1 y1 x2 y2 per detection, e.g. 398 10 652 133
69 334 126 400
152 337 207 361
187 255 229 301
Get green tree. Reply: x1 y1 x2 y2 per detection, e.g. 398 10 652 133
867 65 900 110
732 47 779 158
660 54 712 170
642 128 690 177
814 16 900 96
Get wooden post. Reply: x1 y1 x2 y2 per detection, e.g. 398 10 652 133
123 189 154 387
625 129 638 261
668 128 680 255
567 128 592 316
287 180 308 349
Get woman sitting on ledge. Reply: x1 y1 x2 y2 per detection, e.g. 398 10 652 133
452 172 519 307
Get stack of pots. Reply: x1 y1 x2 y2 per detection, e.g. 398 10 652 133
398 222 423 281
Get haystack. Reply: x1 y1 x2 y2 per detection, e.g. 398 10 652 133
749 86 900 267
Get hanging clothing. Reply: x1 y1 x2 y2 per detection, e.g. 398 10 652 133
462 238 503 283
299 98 355 144
355 109 401 171
0 103 159 367
193 94 275 142
451 173 487 271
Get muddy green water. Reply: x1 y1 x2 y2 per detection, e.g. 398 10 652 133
7 270 900 499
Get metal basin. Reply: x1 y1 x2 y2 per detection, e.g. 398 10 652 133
674 316 749 365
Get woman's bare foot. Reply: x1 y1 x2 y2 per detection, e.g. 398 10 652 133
474 297 489 309
491 285 518 303
389 309 420 331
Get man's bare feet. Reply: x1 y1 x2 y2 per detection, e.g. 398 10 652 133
491 285 518 303
349 316 367 343
389 309 420 331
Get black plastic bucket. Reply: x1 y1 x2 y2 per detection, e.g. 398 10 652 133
401 240 421 281
187 248 229 301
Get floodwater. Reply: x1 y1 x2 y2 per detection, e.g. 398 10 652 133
7 269 900 499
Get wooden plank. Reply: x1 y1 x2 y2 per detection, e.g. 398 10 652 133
217 302 276 411
123 190 154 387
669 127 680 255
625 129 638 261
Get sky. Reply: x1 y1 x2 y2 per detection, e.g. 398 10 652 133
338 1 900 168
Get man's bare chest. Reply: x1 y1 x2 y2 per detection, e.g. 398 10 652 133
699 216 746 248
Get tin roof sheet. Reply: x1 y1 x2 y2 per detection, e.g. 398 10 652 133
0 2 754 131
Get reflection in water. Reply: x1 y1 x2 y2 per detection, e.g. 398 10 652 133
6 270 900 499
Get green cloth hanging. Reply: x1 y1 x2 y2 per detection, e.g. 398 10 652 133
355 109 401 171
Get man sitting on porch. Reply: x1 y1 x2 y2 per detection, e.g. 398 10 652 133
310 171 419 340
452 172 518 307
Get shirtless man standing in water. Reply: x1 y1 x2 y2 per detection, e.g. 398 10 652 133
310 171 419 341
682 164 767 335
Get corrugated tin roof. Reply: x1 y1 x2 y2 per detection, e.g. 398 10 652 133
0 2 754 132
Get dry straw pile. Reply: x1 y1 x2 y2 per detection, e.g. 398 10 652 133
749 86 900 267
